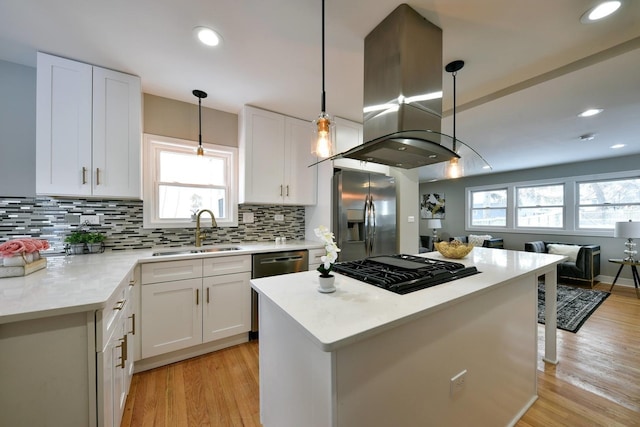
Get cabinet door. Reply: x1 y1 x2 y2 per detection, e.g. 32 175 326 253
202 272 251 343
99 308 127 427
141 278 202 358
92 67 142 198
333 117 390 174
284 116 317 205
239 106 286 204
36 52 93 196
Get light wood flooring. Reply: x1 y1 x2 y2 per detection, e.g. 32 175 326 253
122 283 640 427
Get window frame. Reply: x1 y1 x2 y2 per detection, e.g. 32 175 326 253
143 133 238 229
466 170 640 237
515 183 565 229
576 177 640 230
469 188 508 229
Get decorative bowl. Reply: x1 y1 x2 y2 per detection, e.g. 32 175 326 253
434 241 474 259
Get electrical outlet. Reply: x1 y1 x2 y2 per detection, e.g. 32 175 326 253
450 369 467 396
407 216 415 223
274 214 284 221
80 214 100 225
243 212 255 223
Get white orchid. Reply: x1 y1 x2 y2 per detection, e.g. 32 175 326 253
314 226 341 276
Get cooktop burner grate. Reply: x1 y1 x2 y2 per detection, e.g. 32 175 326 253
332 254 479 294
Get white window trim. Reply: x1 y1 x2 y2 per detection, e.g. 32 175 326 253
466 169 640 237
143 133 238 229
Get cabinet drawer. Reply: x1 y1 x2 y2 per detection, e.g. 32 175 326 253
308 248 326 266
141 259 203 284
203 255 251 277
97 272 132 351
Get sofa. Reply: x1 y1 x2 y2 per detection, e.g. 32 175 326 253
524 241 600 288
450 235 504 249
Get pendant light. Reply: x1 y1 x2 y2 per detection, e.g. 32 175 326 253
445 60 464 179
312 0 334 158
193 89 208 156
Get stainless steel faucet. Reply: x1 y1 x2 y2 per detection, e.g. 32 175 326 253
195 209 218 247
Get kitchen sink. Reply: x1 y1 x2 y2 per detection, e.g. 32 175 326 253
152 246 242 256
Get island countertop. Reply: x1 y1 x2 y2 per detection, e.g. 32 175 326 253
251 248 566 352
0 240 323 324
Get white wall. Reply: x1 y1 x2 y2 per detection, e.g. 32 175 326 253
0 60 36 197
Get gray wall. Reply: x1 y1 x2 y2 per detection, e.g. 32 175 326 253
419 155 640 280
0 59 36 197
144 93 238 147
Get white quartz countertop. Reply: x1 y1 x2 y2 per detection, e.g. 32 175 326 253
250 248 566 352
0 240 323 324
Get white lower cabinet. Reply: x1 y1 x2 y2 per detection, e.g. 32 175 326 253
141 255 252 360
98 267 137 427
308 248 326 272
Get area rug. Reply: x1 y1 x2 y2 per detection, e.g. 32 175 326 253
538 283 610 333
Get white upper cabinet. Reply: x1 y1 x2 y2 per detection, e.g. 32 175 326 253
36 52 141 198
239 105 317 205
333 117 390 175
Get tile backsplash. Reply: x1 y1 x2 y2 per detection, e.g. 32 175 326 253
0 197 306 254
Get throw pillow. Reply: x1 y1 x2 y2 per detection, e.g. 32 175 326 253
547 244 580 263
468 234 492 246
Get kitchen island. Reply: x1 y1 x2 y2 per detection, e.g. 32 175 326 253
251 248 564 427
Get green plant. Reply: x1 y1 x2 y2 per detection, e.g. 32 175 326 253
64 231 89 244
86 233 106 244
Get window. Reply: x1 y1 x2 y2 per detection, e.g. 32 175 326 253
467 171 640 237
143 134 238 228
470 189 507 227
516 184 564 228
578 177 640 229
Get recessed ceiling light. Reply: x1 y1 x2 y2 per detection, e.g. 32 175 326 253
193 26 222 47
611 144 625 149
578 108 603 118
581 1 622 23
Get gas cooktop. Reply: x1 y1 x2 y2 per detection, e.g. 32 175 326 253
332 254 479 295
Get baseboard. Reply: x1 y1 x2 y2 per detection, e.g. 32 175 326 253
507 395 538 427
596 275 636 288
133 333 249 373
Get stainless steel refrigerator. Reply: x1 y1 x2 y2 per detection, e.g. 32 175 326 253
333 169 397 262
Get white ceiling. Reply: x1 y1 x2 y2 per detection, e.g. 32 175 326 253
1 0 639 181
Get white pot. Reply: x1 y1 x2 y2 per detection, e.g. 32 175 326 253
318 274 336 293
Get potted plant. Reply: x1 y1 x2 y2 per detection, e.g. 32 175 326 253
314 225 341 293
64 231 89 255
86 232 106 254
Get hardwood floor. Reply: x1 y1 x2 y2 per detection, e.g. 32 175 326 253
122 283 640 427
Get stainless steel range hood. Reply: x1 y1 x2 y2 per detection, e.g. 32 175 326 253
339 3 459 169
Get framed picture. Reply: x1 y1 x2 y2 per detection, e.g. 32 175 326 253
421 193 445 219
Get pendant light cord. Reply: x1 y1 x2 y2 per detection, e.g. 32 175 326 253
198 97 202 146
452 70 457 152
321 0 326 113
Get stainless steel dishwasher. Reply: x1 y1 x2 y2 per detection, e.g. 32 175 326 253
250 250 309 339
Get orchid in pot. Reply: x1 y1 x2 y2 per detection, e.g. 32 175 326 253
314 226 341 292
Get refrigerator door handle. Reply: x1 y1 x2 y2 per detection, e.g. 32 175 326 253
363 194 370 255
370 196 376 253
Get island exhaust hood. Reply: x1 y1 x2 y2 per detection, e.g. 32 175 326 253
339 4 459 169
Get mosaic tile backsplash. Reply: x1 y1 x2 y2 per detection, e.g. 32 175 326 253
0 197 306 255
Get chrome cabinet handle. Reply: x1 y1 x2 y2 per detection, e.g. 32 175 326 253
96 168 100 186
280 185 283 196
286 185 290 196
82 167 87 184
196 288 199 305
206 287 210 304
114 300 125 311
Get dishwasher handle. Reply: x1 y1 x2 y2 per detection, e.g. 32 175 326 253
257 255 305 264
